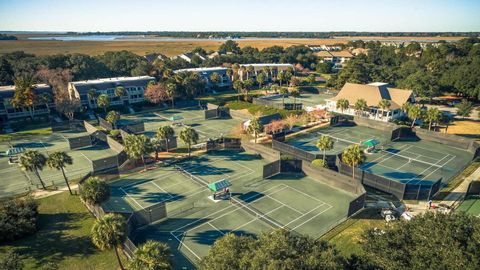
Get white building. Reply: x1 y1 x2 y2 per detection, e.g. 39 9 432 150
0 84 53 122
326 82 415 122
68 76 155 108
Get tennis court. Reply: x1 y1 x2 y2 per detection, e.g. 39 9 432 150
0 133 117 197
260 91 334 106
286 125 390 155
457 195 480 217
122 106 243 145
286 124 472 187
102 150 263 213
133 170 355 268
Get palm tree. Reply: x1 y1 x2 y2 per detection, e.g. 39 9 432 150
246 65 255 80
19 150 47 190
87 89 97 107
262 66 270 80
115 86 125 98
165 83 176 108
257 72 266 93
226 68 234 82
96 94 109 113
279 87 288 107
408 105 422 128
377 99 391 119
425 107 442 131
247 116 263 143
210 72 220 86
179 127 199 157
91 213 127 270
233 80 243 101
106 110 121 129
277 71 285 86
129 240 173 270
290 89 300 109
401 102 411 116
156 126 175 153
316 135 334 164
39 93 53 113
342 145 365 180
354 99 368 117
124 134 152 170
47 151 73 194
239 66 246 81
336 98 350 114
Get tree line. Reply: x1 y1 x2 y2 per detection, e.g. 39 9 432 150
328 37 480 102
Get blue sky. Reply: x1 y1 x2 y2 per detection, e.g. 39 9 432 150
0 0 479 32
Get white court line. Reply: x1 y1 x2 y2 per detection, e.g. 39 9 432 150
171 232 202 260
119 187 145 210
283 204 324 228
406 155 456 185
290 205 333 231
265 194 305 215
151 181 175 200
207 222 226 236
361 145 412 170
233 204 285 231
403 154 453 185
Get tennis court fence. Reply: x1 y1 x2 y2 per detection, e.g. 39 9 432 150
272 139 317 162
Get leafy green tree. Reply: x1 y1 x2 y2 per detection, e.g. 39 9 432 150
336 98 350 114
0 197 38 242
19 150 47 190
124 134 152 170
316 135 334 163
80 177 110 205
165 82 176 108
354 99 368 116
46 151 73 195
115 86 126 98
408 105 423 128
201 229 346 270
179 127 199 157
425 107 442 131
362 212 480 270
156 126 175 153
106 110 121 129
243 78 254 100
341 144 365 179
307 73 316 84
0 250 23 270
247 116 263 143
129 240 173 270
377 99 391 119
96 94 109 113
277 71 285 86
316 62 334 74
218 40 241 54
91 213 127 270
11 76 37 119
456 99 473 118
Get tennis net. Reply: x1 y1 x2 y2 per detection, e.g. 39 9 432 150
316 131 362 145
231 197 282 229
174 165 209 186
380 148 443 168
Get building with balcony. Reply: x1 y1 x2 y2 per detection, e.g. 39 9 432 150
0 84 53 122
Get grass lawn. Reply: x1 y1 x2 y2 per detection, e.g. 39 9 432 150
319 209 386 256
0 192 127 270
439 119 480 140
224 101 297 118
0 127 52 142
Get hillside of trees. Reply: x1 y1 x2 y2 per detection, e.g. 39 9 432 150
1 38 479 103
66 31 480 39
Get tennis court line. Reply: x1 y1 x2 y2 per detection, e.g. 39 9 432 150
360 145 411 170
290 205 333 231
406 155 456 185
233 204 285 231
119 187 145 210
206 222 226 236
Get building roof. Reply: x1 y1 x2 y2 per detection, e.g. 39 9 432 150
69 76 155 94
0 84 52 99
174 67 227 73
0 83 51 92
239 63 293 68
329 82 413 110
315 50 353 58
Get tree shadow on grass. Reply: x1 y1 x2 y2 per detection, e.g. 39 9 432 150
10 212 98 269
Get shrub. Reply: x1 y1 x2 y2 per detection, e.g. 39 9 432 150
80 177 110 205
0 250 23 270
0 197 38 242
109 129 121 138
311 159 328 168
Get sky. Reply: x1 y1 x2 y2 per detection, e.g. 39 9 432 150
0 0 479 32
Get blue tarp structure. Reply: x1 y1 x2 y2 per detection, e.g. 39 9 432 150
208 179 231 192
